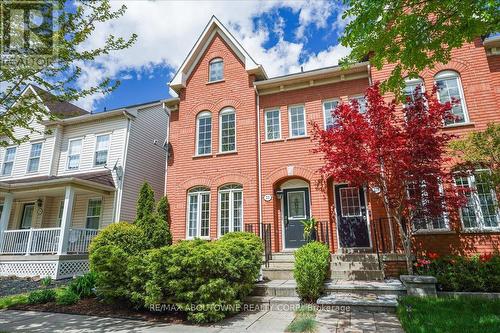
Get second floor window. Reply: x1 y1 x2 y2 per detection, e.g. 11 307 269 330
196 112 212 155
323 100 339 130
67 138 82 170
220 108 236 152
435 71 468 125
265 109 281 140
27 142 42 173
404 77 425 104
209 58 223 82
86 198 102 229
94 134 110 166
2 147 16 176
289 105 306 137
350 96 367 114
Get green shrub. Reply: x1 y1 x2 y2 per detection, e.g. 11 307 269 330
27 289 56 304
56 288 80 305
145 232 263 323
294 242 330 302
156 195 171 225
136 182 155 220
135 213 172 248
89 222 147 255
90 244 130 300
415 253 500 292
69 271 97 298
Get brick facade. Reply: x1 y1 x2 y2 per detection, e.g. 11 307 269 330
166 21 500 258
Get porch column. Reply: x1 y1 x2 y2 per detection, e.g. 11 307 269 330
0 193 14 251
57 186 75 255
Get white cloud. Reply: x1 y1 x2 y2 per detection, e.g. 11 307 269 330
74 0 347 110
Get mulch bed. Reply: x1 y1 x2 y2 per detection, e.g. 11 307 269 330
0 277 70 297
11 297 187 324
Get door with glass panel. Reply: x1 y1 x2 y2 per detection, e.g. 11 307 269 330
335 185 370 248
20 203 35 229
187 187 210 238
283 188 310 249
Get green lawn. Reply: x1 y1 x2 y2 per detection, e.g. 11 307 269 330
398 296 500 333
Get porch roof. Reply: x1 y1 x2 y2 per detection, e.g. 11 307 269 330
0 170 116 194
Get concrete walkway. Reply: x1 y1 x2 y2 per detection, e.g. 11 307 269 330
0 309 404 332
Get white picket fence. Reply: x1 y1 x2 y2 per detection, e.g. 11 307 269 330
0 227 99 255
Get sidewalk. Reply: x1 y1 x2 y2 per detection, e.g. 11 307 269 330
0 309 404 332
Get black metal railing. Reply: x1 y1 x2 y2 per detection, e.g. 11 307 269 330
244 223 273 267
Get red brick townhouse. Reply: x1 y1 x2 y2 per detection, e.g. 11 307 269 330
165 16 500 264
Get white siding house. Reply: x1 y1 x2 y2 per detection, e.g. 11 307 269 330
0 85 175 279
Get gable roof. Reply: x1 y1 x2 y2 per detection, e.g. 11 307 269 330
169 16 267 92
28 85 89 118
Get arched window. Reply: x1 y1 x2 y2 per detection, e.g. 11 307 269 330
434 71 469 125
403 77 425 103
187 186 210 239
218 184 243 236
196 111 212 155
209 58 224 82
219 108 236 152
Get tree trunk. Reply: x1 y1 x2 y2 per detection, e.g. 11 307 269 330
394 216 414 275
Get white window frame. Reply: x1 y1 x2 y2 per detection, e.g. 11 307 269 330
195 111 212 156
85 197 102 229
208 58 224 82
94 134 110 167
434 70 469 125
27 142 43 174
407 180 449 232
404 77 425 102
57 200 64 227
349 95 367 114
218 184 244 237
455 170 500 232
264 108 281 141
66 137 83 171
219 107 236 153
322 99 340 130
2 146 17 176
186 187 211 239
288 104 307 138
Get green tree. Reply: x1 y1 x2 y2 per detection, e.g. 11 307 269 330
0 0 137 147
341 0 500 95
136 182 155 220
450 123 500 191
156 195 171 226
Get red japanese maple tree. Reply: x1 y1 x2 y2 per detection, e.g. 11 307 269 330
312 82 464 273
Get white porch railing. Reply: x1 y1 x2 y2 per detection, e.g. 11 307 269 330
68 228 99 254
0 227 99 255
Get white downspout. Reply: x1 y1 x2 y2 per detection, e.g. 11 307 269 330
254 85 263 236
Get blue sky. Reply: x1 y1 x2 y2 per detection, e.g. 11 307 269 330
79 1 349 112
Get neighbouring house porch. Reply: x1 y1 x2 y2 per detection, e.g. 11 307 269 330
0 172 115 278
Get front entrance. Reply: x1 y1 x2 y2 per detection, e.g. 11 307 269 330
334 185 370 248
283 187 310 249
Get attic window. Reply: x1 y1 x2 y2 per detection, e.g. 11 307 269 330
209 58 223 82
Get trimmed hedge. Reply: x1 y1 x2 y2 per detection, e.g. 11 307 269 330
89 222 147 255
415 253 500 292
145 232 263 323
294 242 330 302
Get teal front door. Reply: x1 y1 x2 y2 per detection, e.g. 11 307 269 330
283 188 310 249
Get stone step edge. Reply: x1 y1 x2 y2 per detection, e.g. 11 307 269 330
254 283 405 292
316 296 399 308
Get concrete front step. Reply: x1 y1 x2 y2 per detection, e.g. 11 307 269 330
330 261 380 271
331 253 379 263
324 279 406 297
252 280 298 297
330 269 384 280
267 262 295 269
317 293 399 313
244 296 301 311
262 267 294 280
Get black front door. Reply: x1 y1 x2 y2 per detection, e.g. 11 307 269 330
335 185 370 248
283 187 310 249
